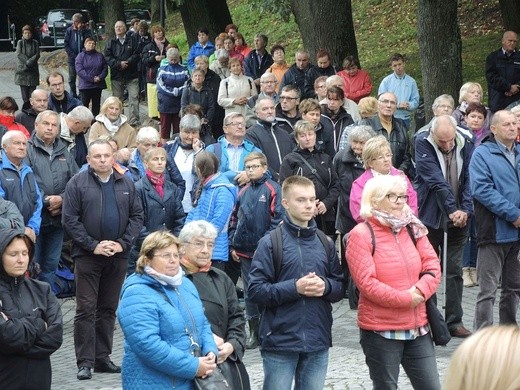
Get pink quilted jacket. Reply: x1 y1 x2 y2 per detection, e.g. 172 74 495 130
346 218 441 331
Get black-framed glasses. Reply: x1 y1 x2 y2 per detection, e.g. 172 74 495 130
225 122 245 127
245 164 262 171
280 96 298 101
378 99 397 105
386 193 409 203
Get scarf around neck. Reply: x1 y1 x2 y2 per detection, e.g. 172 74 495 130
372 208 428 239
145 265 184 287
146 169 165 198
180 257 212 274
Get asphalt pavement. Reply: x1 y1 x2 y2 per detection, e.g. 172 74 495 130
0 51 515 389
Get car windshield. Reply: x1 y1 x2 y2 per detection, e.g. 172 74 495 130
47 11 78 24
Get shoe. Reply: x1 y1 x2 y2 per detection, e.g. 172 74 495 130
94 360 121 373
469 267 478 286
77 366 92 380
450 326 472 338
462 267 473 287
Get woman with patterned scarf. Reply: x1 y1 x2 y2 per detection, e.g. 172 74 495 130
346 174 442 390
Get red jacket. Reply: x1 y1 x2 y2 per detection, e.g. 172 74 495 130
337 69 372 103
0 114 30 138
346 218 441 331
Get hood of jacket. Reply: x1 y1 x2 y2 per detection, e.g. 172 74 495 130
0 228 30 281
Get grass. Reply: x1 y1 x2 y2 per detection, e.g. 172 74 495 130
161 0 504 101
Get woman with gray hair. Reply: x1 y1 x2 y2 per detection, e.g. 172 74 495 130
156 47 190 143
164 114 204 213
209 49 230 80
127 126 161 181
179 220 250 390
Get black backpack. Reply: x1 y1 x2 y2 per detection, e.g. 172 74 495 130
269 224 332 280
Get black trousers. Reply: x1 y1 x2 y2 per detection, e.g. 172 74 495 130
80 88 103 117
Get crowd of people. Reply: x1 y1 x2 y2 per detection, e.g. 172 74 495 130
1 14 520 389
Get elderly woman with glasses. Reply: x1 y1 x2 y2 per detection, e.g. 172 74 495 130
346 174 441 390
118 230 218 389
350 135 417 224
179 220 250 389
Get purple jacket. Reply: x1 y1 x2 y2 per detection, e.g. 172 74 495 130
349 167 418 223
75 50 108 90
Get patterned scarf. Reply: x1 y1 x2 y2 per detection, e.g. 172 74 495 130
372 207 428 239
146 169 165 199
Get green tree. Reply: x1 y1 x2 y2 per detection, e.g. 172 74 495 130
103 0 125 38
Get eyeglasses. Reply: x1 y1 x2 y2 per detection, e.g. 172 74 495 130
372 153 393 161
436 104 453 110
280 96 298 101
261 81 277 84
245 164 262 170
226 122 245 128
386 193 409 203
154 252 180 260
378 99 397 105
187 241 215 251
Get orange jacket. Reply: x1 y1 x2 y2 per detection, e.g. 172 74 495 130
346 218 441 331
0 113 30 138
337 69 372 103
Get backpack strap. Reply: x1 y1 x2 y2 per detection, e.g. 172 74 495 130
270 225 332 281
364 221 417 256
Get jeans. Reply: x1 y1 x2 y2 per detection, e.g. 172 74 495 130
34 225 64 287
74 254 127 367
360 330 440 390
427 226 468 330
111 78 140 126
240 256 260 320
474 242 520 329
462 218 477 268
261 349 329 390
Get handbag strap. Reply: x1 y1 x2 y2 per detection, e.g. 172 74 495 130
148 283 202 356
294 152 329 189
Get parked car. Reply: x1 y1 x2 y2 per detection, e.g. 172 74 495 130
39 9 95 50
124 9 151 26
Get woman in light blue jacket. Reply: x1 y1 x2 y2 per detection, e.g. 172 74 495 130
118 231 218 389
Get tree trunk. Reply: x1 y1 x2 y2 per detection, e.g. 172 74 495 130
417 0 462 121
290 0 358 69
179 0 233 46
102 0 125 38
499 0 520 33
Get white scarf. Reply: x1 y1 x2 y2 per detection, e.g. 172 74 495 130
144 265 184 287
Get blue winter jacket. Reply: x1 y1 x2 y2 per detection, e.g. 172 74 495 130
415 129 474 230
205 136 262 185
0 150 42 234
186 173 237 261
248 217 345 352
118 273 218 390
187 41 215 70
156 62 189 114
469 137 520 245
228 173 284 257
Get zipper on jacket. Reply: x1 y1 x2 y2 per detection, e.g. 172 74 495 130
394 231 419 328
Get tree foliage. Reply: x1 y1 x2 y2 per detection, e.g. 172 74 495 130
417 0 462 121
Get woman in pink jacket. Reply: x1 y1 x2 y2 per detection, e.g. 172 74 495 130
349 135 417 223
346 174 441 390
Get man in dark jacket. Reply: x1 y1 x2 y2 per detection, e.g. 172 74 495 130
26 110 79 287
415 115 473 338
248 176 344 389
16 89 48 134
64 13 92 98
485 31 520 112
275 85 301 134
244 34 273 92
245 97 295 182
303 49 336 99
104 21 141 127
62 139 143 380
47 71 82 114
279 49 315 97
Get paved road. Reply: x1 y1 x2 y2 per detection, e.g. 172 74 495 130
0 52 515 389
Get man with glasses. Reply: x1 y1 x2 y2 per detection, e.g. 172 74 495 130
246 97 295 182
62 139 143 380
360 92 413 179
47 71 82 114
415 114 474 338
276 85 301 134
229 151 284 349
206 112 261 187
